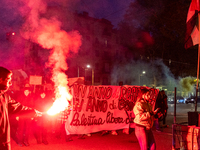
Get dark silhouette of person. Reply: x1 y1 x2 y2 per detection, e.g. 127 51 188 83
32 87 53 145
0 66 42 150
15 87 34 146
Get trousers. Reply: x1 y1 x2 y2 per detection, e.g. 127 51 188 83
135 124 156 150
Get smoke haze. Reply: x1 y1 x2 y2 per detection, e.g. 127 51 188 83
111 59 186 92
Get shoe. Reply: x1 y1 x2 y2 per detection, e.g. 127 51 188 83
23 142 30 146
156 129 162 132
162 124 169 128
56 135 61 139
123 128 129 134
42 140 49 145
101 131 109 136
66 138 73 142
86 133 91 137
78 134 85 139
17 143 24 147
37 140 41 144
111 131 118 135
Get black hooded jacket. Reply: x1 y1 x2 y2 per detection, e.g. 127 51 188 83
0 92 35 150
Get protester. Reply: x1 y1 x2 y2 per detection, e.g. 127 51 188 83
15 87 34 146
55 109 73 142
8 113 18 145
154 91 163 132
160 90 168 127
32 88 53 145
0 66 42 150
133 88 160 150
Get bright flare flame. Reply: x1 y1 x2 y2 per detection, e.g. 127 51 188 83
47 73 72 116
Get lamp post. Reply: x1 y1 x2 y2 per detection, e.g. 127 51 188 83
78 66 79 77
139 71 146 86
85 64 94 85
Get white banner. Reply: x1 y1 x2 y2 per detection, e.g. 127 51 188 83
65 84 159 134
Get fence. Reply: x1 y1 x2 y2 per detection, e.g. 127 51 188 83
172 124 200 150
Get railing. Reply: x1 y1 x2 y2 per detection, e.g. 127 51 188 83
172 124 199 150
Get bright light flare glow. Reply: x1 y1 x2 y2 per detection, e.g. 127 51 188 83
47 86 72 116
47 73 72 116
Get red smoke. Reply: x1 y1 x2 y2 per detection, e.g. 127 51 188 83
20 0 82 115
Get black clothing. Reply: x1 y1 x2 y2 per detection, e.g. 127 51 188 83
0 92 35 150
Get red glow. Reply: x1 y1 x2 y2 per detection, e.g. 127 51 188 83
136 42 144 48
141 32 154 45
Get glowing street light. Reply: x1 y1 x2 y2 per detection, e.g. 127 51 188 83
77 64 91 78
85 64 94 85
139 71 146 86
86 65 91 68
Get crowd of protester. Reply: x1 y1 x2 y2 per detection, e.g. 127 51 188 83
8 85 55 147
7 84 168 149
9 84 167 146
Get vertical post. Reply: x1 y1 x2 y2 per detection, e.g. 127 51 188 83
172 87 177 150
78 66 79 77
174 87 176 124
92 69 94 85
139 75 141 86
85 69 87 82
33 85 36 94
195 6 200 111
172 124 176 150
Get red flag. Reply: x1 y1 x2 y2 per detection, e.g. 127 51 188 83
185 0 199 49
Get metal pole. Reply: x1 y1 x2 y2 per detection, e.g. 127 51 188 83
85 69 86 82
173 87 176 124
172 87 177 150
196 0 200 112
139 75 141 86
78 66 79 77
172 124 176 150
92 69 94 85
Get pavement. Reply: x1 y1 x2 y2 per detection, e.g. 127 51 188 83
11 114 187 150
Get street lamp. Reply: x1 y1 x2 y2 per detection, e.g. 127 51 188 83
85 64 94 85
139 71 146 86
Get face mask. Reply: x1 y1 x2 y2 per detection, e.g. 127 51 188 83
0 84 8 91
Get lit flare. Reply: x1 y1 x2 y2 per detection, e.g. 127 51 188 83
47 78 72 116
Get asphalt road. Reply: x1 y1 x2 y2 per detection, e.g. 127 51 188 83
11 103 193 150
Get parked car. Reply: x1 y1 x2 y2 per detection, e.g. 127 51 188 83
167 96 186 104
176 96 186 103
167 96 174 104
185 96 200 104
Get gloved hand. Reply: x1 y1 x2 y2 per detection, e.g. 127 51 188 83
34 109 43 117
154 108 160 114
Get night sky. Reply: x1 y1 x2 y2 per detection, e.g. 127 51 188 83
0 0 135 69
0 0 197 92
